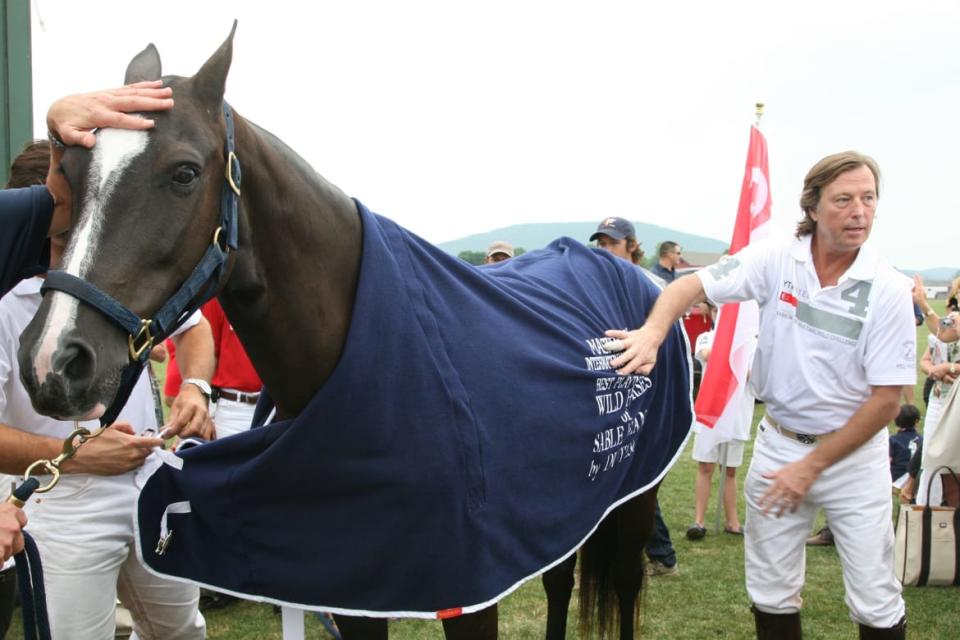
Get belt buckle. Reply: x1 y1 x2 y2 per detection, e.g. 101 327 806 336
795 432 817 445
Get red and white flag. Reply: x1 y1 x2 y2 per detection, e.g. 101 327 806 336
693 125 772 448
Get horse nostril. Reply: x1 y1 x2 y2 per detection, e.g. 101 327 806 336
53 339 97 389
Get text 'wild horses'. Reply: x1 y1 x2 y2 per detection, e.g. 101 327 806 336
18 24 692 640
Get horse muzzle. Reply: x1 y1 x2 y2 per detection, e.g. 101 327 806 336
18 318 113 421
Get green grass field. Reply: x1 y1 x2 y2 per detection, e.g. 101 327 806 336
11 302 960 638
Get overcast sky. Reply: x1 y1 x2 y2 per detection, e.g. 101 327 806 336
28 0 960 270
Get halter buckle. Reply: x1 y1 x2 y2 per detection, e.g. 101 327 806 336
226 151 241 196
128 319 155 361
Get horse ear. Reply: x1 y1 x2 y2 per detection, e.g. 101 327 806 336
124 44 162 84
193 20 237 106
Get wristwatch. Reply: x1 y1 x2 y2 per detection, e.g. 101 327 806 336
181 378 212 399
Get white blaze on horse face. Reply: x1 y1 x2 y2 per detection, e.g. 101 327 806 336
34 129 149 382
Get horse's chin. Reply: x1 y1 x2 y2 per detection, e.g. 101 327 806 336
75 403 107 422
46 401 106 422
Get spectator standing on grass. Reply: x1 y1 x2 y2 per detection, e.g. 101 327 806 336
912 278 960 505
686 302 752 540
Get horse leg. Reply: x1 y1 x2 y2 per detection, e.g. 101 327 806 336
613 485 661 640
542 554 577 640
332 614 388 640
440 605 498 640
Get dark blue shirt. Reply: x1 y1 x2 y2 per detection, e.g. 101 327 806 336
1 185 53 297
651 262 677 283
889 429 922 480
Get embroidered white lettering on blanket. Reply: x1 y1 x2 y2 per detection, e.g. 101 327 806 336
135 200 694 617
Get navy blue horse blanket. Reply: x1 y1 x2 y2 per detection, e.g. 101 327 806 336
136 201 693 617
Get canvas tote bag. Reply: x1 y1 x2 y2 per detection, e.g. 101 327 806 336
895 465 960 586
924 376 960 471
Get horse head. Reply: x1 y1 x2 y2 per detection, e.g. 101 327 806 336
18 25 238 420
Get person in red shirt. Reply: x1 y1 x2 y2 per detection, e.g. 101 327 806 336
164 299 261 439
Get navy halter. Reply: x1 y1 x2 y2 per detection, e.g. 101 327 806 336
41 103 242 426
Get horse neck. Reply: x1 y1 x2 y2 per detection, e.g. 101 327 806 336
218 116 362 418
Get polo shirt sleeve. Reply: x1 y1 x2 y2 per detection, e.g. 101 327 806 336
169 309 201 338
696 239 778 307
864 276 917 387
1 186 54 298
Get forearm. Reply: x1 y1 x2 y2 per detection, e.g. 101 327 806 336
917 303 959 343
645 274 707 339
171 318 215 382
804 386 902 474
606 273 707 375
0 423 65 476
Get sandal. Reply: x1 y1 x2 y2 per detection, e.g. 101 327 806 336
723 526 744 535
686 524 707 540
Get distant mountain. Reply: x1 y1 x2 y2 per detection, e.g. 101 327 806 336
437 221 728 256
899 267 958 283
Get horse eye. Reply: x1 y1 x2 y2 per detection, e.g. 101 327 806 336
172 164 201 186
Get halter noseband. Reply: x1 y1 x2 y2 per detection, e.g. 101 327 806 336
40 103 242 426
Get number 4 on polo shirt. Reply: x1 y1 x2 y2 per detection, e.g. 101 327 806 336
840 281 871 318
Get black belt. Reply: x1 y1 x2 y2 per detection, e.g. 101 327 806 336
213 388 260 405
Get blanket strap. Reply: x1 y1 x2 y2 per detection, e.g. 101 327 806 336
156 501 192 556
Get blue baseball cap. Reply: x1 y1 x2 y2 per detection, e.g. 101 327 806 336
589 217 636 242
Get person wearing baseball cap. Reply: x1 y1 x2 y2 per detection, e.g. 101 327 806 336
589 217 644 265
484 240 515 264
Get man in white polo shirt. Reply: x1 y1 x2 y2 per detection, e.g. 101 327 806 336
604 151 914 639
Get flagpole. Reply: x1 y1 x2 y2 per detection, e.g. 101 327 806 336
713 442 729 534
712 101 765 536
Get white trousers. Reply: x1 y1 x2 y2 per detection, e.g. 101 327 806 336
744 420 904 628
210 395 257 439
23 473 205 640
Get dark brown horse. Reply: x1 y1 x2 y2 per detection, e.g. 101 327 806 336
18 26 676 640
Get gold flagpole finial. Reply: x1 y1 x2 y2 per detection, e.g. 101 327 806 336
755 102 765 126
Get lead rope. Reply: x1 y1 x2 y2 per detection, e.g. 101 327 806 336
7 424 108 640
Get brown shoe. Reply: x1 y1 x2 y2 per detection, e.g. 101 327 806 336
805 526 834 546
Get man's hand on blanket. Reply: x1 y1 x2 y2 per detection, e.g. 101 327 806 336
603 326 664 376
60 422 163 475
164 384 215 441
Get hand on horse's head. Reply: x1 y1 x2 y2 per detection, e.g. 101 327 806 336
59 422 164 476
44 80 174 236
46 80 174 149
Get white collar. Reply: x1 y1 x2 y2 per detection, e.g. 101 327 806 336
11 276 43 297
789 234 879 283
